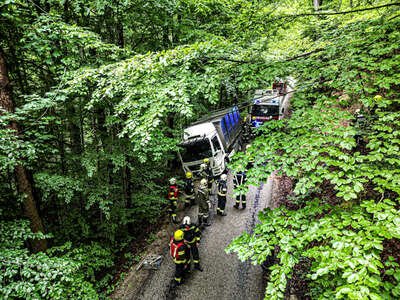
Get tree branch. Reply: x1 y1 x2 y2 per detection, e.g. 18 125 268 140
283 48 324 62
204 48 324 66
266 2 400 24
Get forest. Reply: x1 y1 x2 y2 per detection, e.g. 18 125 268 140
1 0 399 299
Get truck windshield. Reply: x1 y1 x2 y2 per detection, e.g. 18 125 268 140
251 104 279 117
180 139 212 162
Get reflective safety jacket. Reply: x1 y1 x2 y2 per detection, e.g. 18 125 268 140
200 166 213 182
196 187 210 213
169 238 189 264
183 178 194 195
168 184 179 200
233 171 246 188
217 180 228 196
179 223 201 245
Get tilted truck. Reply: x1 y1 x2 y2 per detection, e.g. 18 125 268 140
178 106 242 177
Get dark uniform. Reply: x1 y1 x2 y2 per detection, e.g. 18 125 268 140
168 184 179 223
233 171 247 209
169 237 190 285
217 179 228 216
179 223 202 270
183 178 195 207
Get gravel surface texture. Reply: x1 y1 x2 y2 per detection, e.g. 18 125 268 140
134 173 273 300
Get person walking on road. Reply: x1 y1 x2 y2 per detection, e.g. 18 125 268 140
233 169 247 209
180 216 203 272
196 178 211 227
217 174 228 216
183 172 195 208
167 178 179 223
169 229 190 287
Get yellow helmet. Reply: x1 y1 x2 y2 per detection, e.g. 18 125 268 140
174 229 184 241
203 158 209 164
186 171 192 179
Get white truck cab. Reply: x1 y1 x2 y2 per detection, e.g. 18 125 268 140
179 106 242 177
179 123 226 176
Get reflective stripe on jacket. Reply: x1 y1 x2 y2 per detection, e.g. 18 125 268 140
168 185 179 200
180 224 201 244
217 180 227 196
234 172 246 187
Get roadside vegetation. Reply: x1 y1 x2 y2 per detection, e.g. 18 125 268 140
227 2 400 300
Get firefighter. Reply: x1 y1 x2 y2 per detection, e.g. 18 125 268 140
167 178 179 223
217 174 228 216
200 158 213 194
183 172 195 208
169 229 190 287
180 216 203 271
196 178 211 227
233 169 247 209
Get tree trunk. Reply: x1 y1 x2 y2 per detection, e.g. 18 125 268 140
0 47 47 252
313 0 320 10
116 5 125 48
124 163 134 234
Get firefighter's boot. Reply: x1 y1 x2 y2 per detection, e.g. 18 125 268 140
233 203 239 209
242 203 246 209
194 263 203 272
203 216 211 226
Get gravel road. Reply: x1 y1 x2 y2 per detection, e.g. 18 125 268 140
134 173 273 300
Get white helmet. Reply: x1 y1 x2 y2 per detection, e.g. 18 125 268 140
220 174 227 181
182 216 191 225
200 178 208 188
200 163 206 171
169 178 176 185
245 144 251 150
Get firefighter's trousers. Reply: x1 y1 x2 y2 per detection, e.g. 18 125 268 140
174 262 188 285
169 199 177 222
217 195 227 214
188 242 200 265
235 194 246 207
198 198 209 219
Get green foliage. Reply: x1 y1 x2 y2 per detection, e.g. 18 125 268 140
34 173 83 204
2 0 400 298
0 220 113 299
227 199 400 299
0 128 37 171
228 4 400 300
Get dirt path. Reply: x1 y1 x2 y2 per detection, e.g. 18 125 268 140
132 173 273 300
